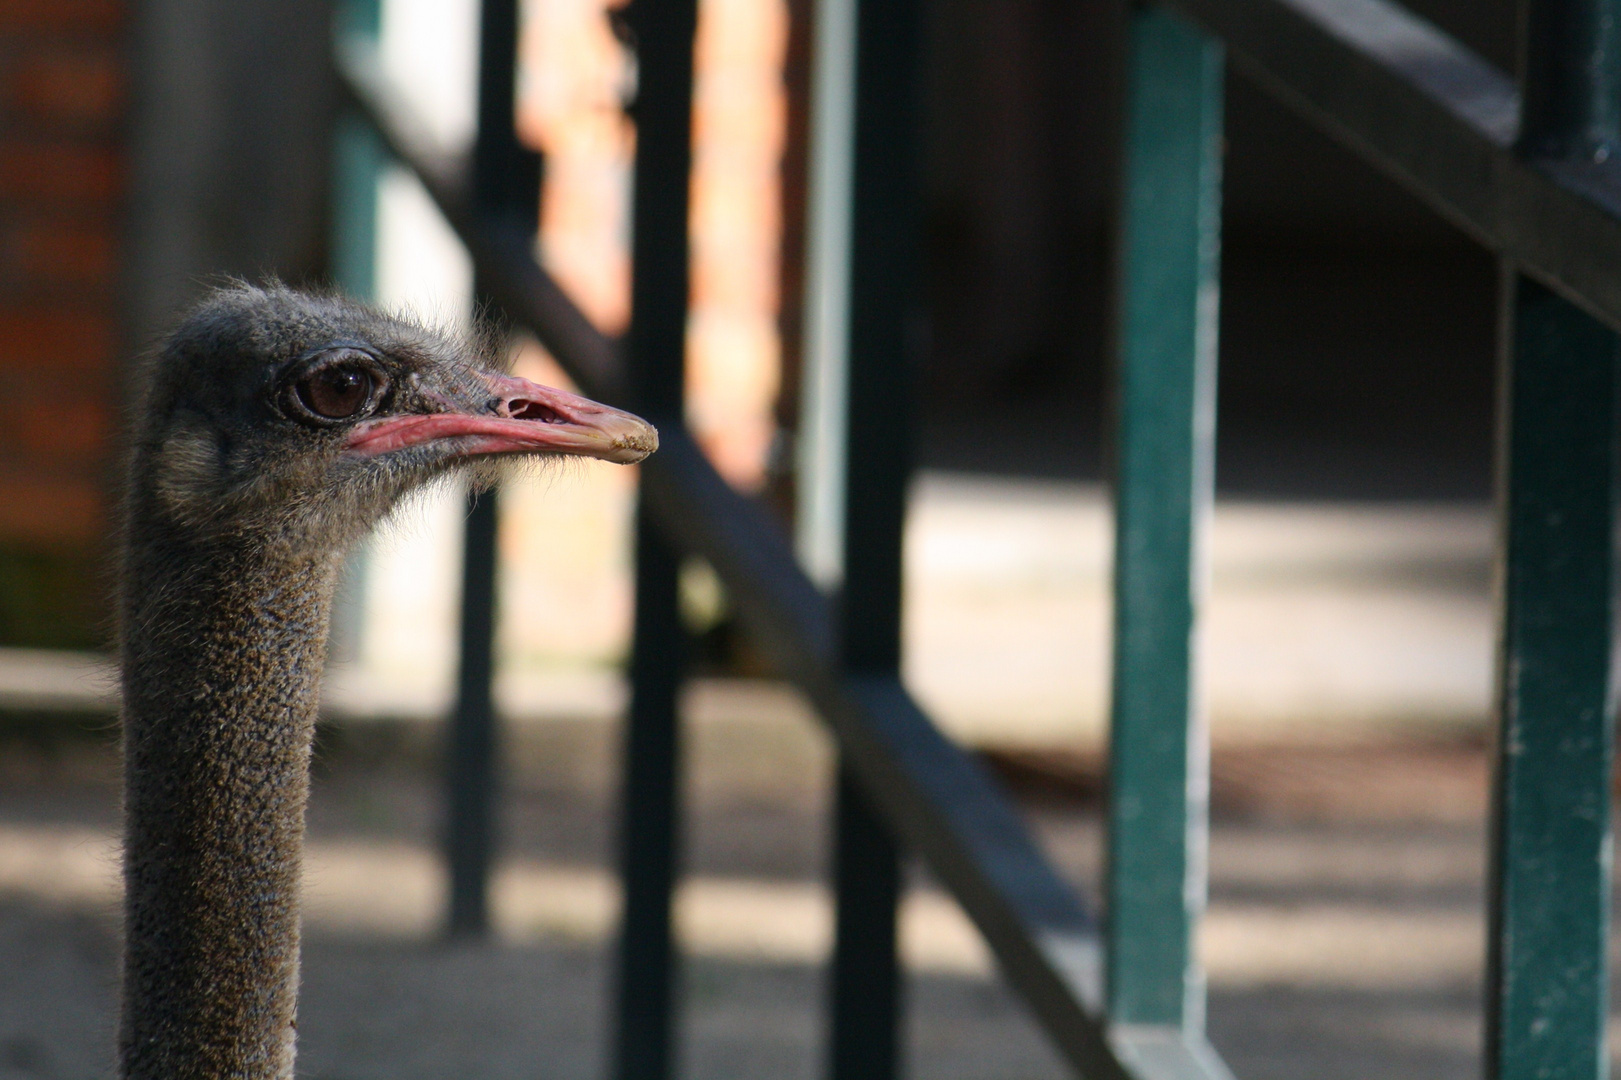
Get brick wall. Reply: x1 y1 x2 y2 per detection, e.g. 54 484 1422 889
0 0 124 646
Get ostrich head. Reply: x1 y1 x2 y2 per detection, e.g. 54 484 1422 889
116 284 655 1080
129 283 655 549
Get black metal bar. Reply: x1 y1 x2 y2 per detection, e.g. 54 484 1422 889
824 0 923 1075
612 0 698 1076
616 506 687 1080
837 0 916 683
338 51 1179 1080
1156 0 1621 335
472 0 530 222
829 767 901 1080
446 0 539 939
447 489 500 936
619 0 699 416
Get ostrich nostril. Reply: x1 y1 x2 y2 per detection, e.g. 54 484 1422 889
509 398 566 423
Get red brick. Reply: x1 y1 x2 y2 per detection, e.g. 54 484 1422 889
7 46 123 127
0 468 102 544
0 141 121 205
0 360 114 394
0 0 122 33
0 213 117 286
0 306 115 374
3 391 109 464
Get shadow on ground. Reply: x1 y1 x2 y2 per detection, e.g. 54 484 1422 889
0 894 1490 1080
4 710 1619 1080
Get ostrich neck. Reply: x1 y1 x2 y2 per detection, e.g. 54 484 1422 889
119 529 340 1080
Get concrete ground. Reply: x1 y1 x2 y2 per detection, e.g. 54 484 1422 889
0 481 1567 1079
0 692 1604 1080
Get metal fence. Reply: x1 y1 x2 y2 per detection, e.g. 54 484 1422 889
333 0 1620 1077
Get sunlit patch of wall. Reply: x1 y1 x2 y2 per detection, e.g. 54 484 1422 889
345 0 788 696
519 0 786 492
685 0 787 491
518 0 633 334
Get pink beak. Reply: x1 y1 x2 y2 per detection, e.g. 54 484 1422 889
344 373 657 465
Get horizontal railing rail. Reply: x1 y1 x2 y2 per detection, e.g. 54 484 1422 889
1161 0 1621 328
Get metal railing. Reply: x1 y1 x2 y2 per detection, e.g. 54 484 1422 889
331 0 1620 1078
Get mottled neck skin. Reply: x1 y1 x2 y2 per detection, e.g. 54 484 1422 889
119 514 341 1080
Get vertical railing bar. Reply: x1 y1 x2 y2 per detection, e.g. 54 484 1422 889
1487 272 1620 1080
828 769 902 1080
1106 2 1223 1036
795 0 857 588
824 0 922 1077
1487 6 1621 1074
446 487 501 936
329 0 384 665
612 0 698 1076
444 0 540 940
331 0 382 301
616 515 686 1080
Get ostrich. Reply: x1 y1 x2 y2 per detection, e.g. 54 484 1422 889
118 284 655 1079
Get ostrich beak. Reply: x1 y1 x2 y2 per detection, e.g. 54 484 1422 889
345 373 658 465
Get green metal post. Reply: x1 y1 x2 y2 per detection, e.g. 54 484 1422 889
328 0 382 665
331 0 382 298
1486 4 1621 1076
1486 275 1620 1080
1107 3 1223 1033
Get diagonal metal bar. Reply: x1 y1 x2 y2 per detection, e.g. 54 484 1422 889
331 34 1236 1080
1159 0 1621 332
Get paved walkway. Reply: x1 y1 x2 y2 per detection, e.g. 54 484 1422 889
0 707 1609 1080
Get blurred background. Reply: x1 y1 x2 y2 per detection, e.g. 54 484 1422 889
0 0 1546 1077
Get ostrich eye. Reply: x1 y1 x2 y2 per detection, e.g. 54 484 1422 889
296 364 375 420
